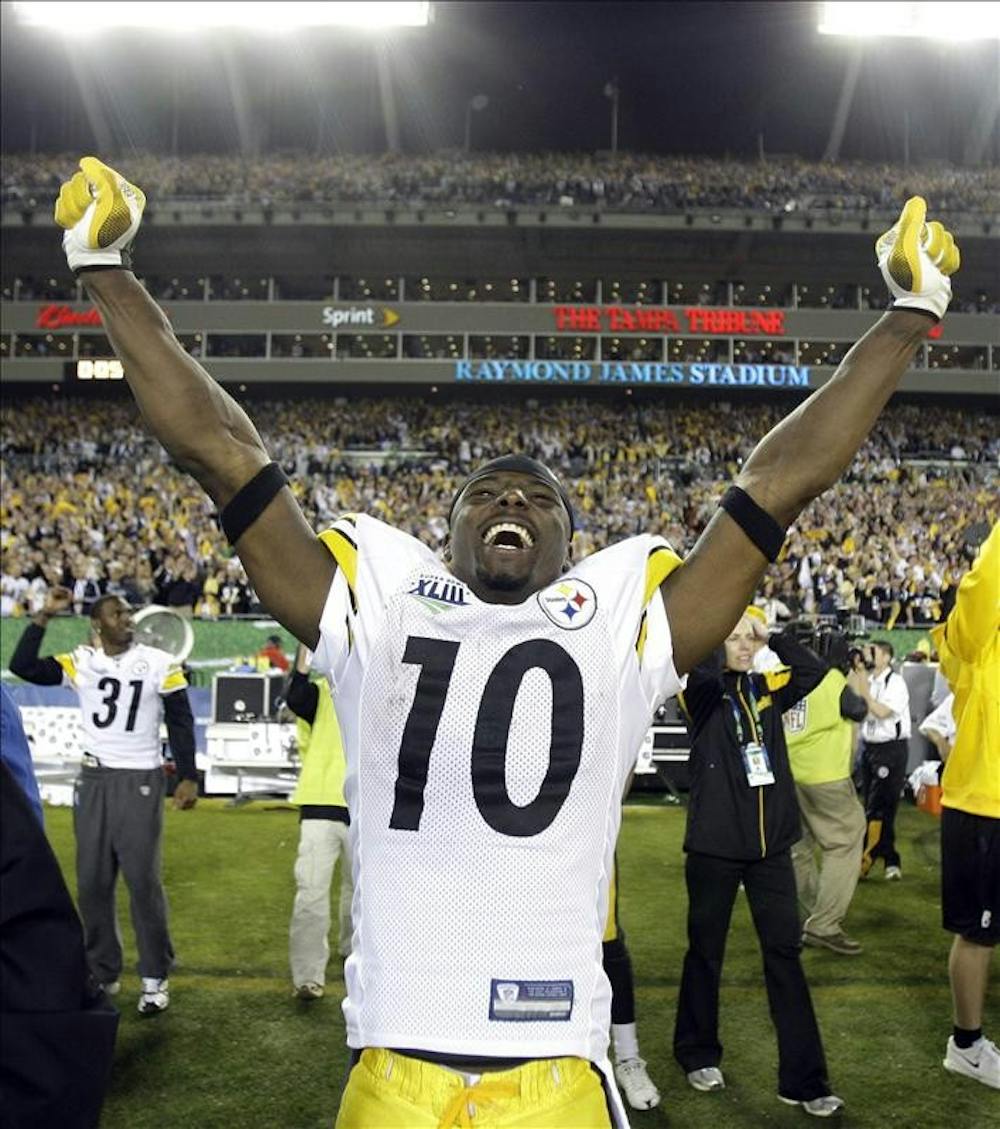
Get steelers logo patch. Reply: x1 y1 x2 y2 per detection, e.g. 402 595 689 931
537 579 597 630
132 660 150 675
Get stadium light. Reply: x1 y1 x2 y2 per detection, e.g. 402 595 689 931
12 2 432 31
464 95 489 153
818 2 1000 41
603 81 620 154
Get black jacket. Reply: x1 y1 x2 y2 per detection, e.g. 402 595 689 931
0 761 119 1128
680 631 828 861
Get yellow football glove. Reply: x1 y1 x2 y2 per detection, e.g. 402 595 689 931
54 156 146 273
875 196 960 321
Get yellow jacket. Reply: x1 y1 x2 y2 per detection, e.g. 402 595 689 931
932 522 1000 818
291 679 347 808
785 669 857 785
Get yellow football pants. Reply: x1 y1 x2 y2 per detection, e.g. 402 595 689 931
335 1048 613 1128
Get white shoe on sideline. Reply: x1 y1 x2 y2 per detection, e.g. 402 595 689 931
943 1035 1000 1089
294 982 324 1001
615 1057 661 1109
778 1093 845 1117
687 1066 725 1091
137 977 169 1015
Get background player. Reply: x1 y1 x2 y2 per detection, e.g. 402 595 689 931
53 156 958 1125
10 587 197 1015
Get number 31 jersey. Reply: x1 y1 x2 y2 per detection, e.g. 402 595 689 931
314 513 684 1063
54 643 187 768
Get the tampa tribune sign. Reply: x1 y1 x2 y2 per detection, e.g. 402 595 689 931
454 360 812 387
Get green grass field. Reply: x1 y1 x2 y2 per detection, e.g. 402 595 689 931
41 800 996 1129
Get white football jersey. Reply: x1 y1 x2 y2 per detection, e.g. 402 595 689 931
54 642 187 769
313 514 683 1064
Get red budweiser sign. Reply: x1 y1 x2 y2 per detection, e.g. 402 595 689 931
35 304 103 330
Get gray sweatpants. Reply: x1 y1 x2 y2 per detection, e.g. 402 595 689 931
73 765 174 982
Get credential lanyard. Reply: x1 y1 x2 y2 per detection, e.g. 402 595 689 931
728 678 775 788
726 681 764 750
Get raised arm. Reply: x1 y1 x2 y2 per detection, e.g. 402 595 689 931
662 198 960 675
55 158 334 647
764 628 829 710
9 587 73 686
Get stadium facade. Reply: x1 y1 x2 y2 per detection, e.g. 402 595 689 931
2 206 998 395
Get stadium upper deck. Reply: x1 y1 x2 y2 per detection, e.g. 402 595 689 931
3 152 998 213
2 153 997 394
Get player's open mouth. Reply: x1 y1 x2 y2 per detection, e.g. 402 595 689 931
482 521 535 552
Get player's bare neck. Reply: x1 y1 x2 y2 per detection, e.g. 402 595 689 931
447 561 532 606
469 580 531 606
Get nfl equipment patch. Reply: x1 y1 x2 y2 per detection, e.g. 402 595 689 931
783 699 807 733
489 978 574 1022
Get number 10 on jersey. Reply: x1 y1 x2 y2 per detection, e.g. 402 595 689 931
389 635 585 838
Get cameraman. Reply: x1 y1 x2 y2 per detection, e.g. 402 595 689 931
784 631 868 955
855 642 911 880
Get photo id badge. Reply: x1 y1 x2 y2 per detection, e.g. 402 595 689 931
742 741 775 786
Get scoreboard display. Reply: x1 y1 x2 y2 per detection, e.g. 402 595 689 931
67 359 125 382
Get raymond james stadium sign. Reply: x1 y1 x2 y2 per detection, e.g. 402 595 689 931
454 360 811 387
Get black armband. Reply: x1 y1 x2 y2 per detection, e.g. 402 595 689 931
76 260 132 275
219 462 289 545
719 485 786 563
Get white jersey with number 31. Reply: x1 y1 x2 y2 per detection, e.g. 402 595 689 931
55 642 187 768
313 513 683 1064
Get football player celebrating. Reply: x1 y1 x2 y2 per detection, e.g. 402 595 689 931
55 157 957 1126
9 587 198 1016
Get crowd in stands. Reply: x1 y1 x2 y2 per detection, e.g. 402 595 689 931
4 152 998 214
2 395 996 632
4 273 997 317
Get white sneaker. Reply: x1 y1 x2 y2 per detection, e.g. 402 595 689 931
101 980 121 997
614 1057 661 1109
885 865 902 881
943 1035 1000 1089
294 982 324 1001
687 1066 725 1091
137 977 169 1015
778 1093 845 1117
